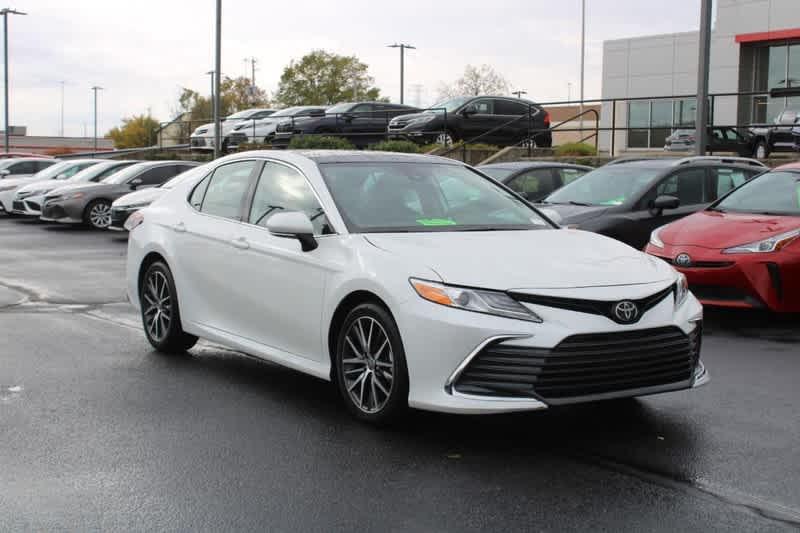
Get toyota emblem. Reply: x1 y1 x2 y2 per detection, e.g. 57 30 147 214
675 253 692 267
613 301 639 323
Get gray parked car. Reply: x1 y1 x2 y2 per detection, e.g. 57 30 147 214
40 161 201 229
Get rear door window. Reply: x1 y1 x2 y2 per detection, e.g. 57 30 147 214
8 161 37 174
198 161 258 220
472 99 494 114
655 168 708 205
494 100 529 116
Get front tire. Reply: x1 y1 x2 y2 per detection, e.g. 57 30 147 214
140 261 197 354
753 140 768 159
84 199 112 230
334 303 409 424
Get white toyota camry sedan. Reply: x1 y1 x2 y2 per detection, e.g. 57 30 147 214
126 150 707 424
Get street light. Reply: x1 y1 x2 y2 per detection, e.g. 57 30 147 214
91 86 103 155
579 0 586 137
213 0 221 159
388 43 416 104
1 7 26 154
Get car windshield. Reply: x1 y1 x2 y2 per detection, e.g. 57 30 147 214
102 164 149 184
161 165 207 189
325 103 355 115
319 162 552 233
427 97 472 114
479 167 516 180
269 107 300 117
713 170 800 216
31 161 75 180
64 163 116 182
226 109 260 120
545 166 663 206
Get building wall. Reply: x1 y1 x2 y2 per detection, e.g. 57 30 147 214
7 135 114 155
600 0 800 154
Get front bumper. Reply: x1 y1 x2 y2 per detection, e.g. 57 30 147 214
40 199 84 224
11 194 47 216
646 245 800 313
393 285 706 414
109 206 139 231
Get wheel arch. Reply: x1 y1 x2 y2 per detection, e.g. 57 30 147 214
327 290 393 381
137 251 169 299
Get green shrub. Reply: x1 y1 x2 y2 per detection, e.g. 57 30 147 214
288 135 354 150
368 140 421 153
554 142 596 156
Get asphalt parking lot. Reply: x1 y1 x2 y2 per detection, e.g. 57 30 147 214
1 216 799 532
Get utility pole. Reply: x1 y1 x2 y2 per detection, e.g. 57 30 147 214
59 80 65 136
2 8 26 154
91 86 102 155
695 0 713 156
512 90 527 99
206 70 215 122
410 84 423 108
579 0 586 137
568 82 572 102
388 43 416 104
213 0 222 159
244 57 257 86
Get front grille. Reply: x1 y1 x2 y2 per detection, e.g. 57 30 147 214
657 256 734 268
454 326 699 401
191 138 206 147
690 284 754 303
389 122 408 130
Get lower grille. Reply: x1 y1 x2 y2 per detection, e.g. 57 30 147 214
12 200 25 211
690 285 751 302
454 326 699 401
25 200 41 211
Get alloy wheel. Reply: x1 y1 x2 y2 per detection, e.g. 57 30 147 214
436 132 454 146
756 144 766 159
89 202 111 229
341 316 395 414
142 270 172 344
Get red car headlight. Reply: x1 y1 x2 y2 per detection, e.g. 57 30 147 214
722 228 800 254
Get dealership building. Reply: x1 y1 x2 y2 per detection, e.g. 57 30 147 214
599 0 800 154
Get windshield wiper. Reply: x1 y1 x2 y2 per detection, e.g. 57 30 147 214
566 201 592 206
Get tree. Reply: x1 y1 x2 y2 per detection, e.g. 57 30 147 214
174 76 270 123
106 114 161 149
437 64 510 100
274 50 384 106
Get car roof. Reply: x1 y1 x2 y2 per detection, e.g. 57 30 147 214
479 161 592 170
775 161 800 171
232 149 460 166
605 157 763 170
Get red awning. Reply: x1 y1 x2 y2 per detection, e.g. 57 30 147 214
735 28 800 44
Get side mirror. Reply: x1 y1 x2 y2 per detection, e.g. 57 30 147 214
55 173 67 180
129 177 143 189
266 211 318 252
0 169 10 177
462 105 478 117
339 113 354 122
651 194 680 213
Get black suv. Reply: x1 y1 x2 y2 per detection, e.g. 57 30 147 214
388 96 552 147
749 109 799 158
272 102 419 148
538 156 766 249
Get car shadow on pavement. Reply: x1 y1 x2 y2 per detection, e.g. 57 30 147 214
703 307 800 342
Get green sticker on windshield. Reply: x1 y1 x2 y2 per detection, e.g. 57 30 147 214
599 196 625 206
416 218 457 226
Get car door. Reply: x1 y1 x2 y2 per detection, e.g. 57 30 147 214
506 168 559 202
228 160 333 362
170 160 260 335
460 98 497 143
493 99 530 145
624 167 710 249
773 110 798 149
340 104 376 145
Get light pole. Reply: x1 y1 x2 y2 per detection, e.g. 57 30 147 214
213 0 222 159
695 0 712 156
512 90 527 99
2 8 26 154
388 43 415 104
579 0 586 137
59 80 65 136
206 70 215 130
567 82 572 102
91 86 102 155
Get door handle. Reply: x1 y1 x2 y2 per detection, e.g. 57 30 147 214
173 222 186 233
230 237 250 250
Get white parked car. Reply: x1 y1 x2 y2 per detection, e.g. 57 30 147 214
0 159 99 214
125 151 707 424
0 157 56 181
189 108 277 151
13 160 138 216
225 106 327 149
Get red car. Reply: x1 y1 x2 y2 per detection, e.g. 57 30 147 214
645 162 800 312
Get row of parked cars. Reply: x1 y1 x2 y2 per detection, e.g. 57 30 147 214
0 157 199 229
190 95 554 152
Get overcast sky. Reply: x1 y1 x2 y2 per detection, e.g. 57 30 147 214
8 0 704 136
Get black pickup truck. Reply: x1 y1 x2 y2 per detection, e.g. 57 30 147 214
749 109 799 158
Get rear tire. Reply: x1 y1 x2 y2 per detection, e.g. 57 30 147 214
84 199 112 230
753 140 768 159
334 302 409 425
140 261 197 354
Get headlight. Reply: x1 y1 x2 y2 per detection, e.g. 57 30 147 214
675 272 689 308
117 201 151 210
64 192 85 200
407 115 435 125
409 278 542 323
649 225 667 248
722 228 800 254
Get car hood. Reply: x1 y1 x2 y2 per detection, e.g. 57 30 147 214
16 178 63 193
662 211 800 249
364 230 673 290
391 112 435 123
537 203 611 225
0 176 38 188
48 182 107 196
113 187 164 207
